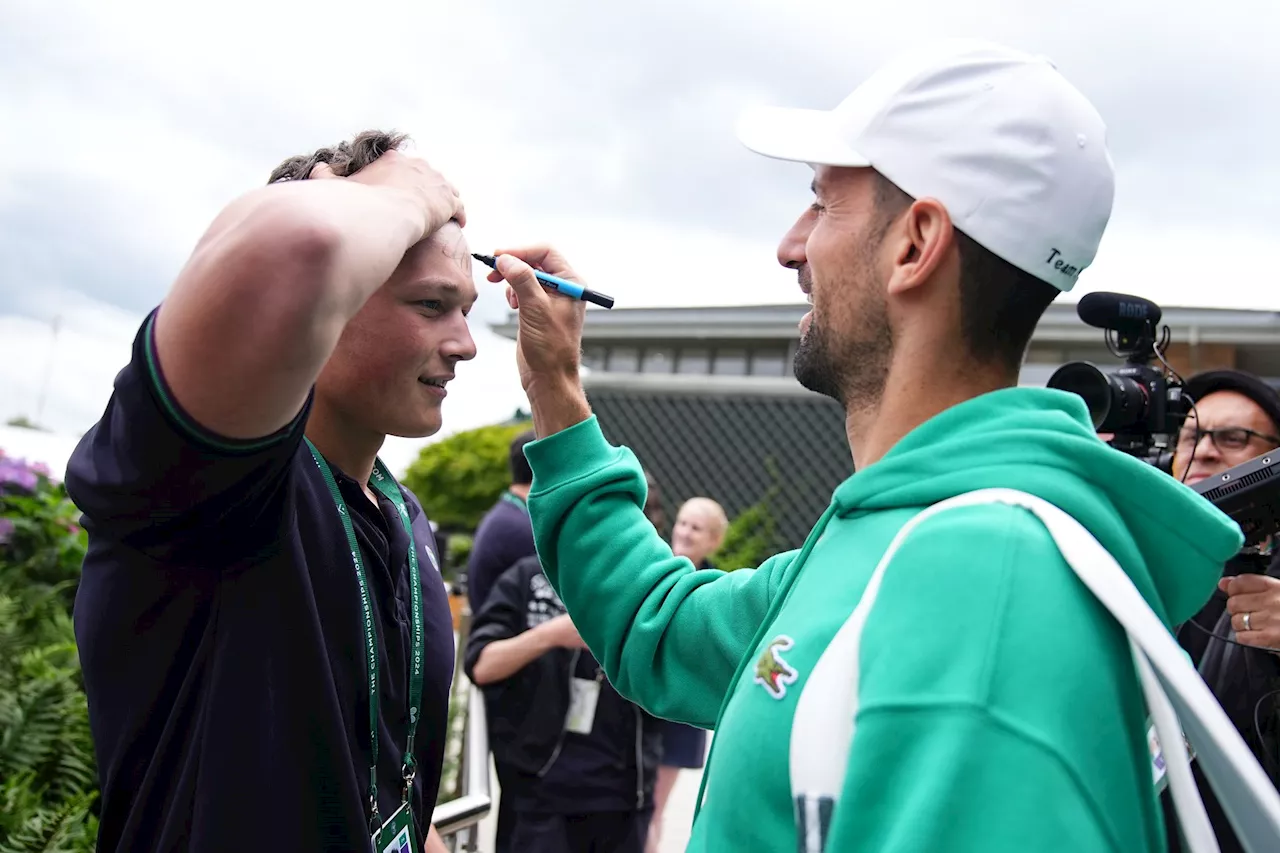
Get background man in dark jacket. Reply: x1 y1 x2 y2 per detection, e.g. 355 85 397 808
465 428 538 852
1164 368 1280 852
465 555 662 853
467 429 538 615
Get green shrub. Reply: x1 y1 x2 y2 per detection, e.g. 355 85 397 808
0 451 98 853
401 421 532 532
713 499 780 571
713 459 785 571
445 534 474 581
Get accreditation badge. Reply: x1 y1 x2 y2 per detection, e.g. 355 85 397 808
566 677 602 735
1149 721 1196 794
371 801 415 853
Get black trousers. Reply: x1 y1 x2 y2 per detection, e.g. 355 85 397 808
492 761 517 853
493 791 515 853
510 808 653 853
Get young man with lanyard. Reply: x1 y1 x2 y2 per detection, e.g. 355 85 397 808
66 132 473 852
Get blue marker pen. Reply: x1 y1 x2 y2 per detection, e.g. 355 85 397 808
472 253 615 310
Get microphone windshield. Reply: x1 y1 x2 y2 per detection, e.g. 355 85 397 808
1076 292 1162 331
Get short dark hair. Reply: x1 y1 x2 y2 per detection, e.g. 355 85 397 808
641 467 668 536
266 130 408 184
509 430 536 485
873 174 1059 374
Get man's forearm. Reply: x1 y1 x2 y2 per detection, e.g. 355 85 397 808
470 624 558 685
193 179 427 315
424 824 449 853
527 374 593 439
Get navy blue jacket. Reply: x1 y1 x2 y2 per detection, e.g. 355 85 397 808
466 495 536 614
66 311 456 852
464 556 661 814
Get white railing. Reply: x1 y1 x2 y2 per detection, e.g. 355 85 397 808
432 610 491 850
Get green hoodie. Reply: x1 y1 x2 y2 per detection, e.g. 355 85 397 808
523 387 1242 852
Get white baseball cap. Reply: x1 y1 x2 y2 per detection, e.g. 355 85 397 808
736 39 1114 292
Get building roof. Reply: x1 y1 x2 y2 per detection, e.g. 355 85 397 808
492 299 1280 549
492 300 1280 346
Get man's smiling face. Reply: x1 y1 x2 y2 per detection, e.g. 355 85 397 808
777 165 895 408
318 222 478 439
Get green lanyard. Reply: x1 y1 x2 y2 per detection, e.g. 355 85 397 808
305 439 427 832
499 490 528 513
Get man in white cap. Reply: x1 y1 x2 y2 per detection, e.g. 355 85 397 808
485 41 1241 851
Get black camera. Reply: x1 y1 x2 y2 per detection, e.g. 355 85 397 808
1046 292 1188 470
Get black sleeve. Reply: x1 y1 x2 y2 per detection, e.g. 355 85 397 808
464 512 501 616
64 308 311 565
463 560 532 681
467 510 535 615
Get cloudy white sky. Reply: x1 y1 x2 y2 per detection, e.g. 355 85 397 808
2 0 1277 475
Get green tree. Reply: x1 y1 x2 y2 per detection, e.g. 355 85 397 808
445 533 474 579
3 417 47 433
0 451 98 853
400 421 532 532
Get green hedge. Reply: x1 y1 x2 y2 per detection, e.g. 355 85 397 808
401 421 532 533
712 459 785 571
0 451 98 853
0 448 481 850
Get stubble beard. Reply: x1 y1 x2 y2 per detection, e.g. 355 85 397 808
792 251 893 413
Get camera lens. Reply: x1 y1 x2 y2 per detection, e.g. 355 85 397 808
1047 361 1149 431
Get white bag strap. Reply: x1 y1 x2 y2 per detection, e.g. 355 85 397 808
941 489 1280 852
788 487 1280 853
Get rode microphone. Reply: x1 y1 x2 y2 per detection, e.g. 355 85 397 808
1076 292 1162 333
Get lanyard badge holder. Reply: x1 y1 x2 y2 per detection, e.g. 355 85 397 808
306 440 427 852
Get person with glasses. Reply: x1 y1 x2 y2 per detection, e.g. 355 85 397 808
1174 370 1280 488
1164 368 1280 853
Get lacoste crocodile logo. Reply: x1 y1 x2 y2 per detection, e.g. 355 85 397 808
753 635 799 699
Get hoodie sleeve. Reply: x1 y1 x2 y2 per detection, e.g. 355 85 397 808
523 416 797 728
820 706 1120 852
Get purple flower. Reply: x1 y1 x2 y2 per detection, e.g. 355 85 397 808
0 457 38 494
0 517 13 545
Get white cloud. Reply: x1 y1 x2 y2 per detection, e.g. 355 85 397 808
0 290 140 437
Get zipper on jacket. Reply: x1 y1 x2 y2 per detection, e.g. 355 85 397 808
634 706 644 810
537 648 582 778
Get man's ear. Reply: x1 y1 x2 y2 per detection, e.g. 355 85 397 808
885 198 956 297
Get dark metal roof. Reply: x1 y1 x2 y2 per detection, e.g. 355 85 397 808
491 301 1280 345
586 385 851 556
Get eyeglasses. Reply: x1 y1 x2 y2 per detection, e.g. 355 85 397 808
1176 426 1280 452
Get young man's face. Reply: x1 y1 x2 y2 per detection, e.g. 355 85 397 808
319 222 478 438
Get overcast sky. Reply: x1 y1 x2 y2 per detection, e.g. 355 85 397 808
2 0 1277 475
